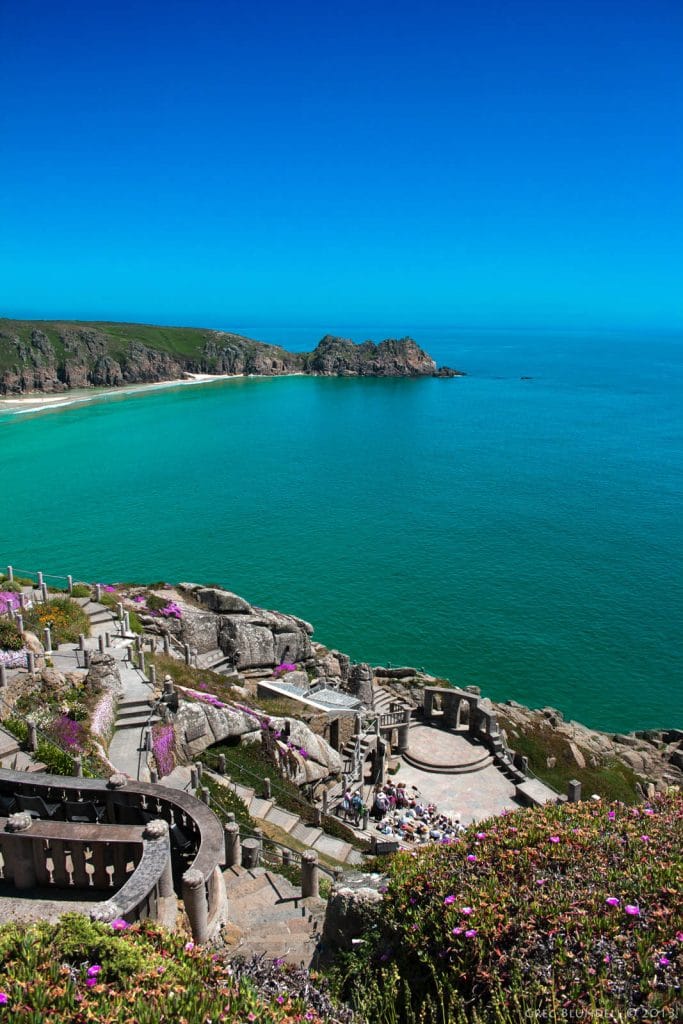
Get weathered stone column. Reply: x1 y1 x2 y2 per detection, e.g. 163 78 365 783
217 753 226 774
567 779 582 803
27 719 38 752
6 565 13 583
6 812 36 889
163 634 170 655
106 772 128 822
144 819 173 898
200 786 210 806
43 627 52 654
241 838 260 868
16 614 23 633
0 664 6 688
397 708 411 754
98 634 106 654
190 765 199 789
442 692 459 729
67 575 73 594
149 768 159 784
223 822 241 867
41 583 49 602
27 652 35 676
301 851 319 898
423 689 435 720
78 633 86 651
182 868 209 943
263 777 271 799
73 755 83 777
149 664 157 688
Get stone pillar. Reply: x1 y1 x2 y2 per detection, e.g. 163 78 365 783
135 635 142 654
149 768 159 784
313 806 322 826
182 868 209 943
123 612 130 633
355 713 363 735
41 583 49 602
397 708 411 754
98 634 106 654
6 812 36 889
67 575 73 595
73 755 83 777
567 779 582 803
163 634 170 655
184 643 191 666
200 786 210 806
190 766 199 789
196 761 203 780
6 565 13 583
423 689 435 720
163 675 174 697
95 584 102 602
241 838 260 868
16 614 23 634
263 777 271 799
144 819 174 898
0 665 6 688
106 773 127 822
27 720 38 752
223 822 241 867
105 631 111 648
37 571 44 589
217 753 226 775
43 627 52 654
78 634 86 651
442 692 459 730
19 593 27 610
301 851 319 898
84 649 91 668
145 730 152 753
149 664 157 688
139 651 145 674
117 602 124 620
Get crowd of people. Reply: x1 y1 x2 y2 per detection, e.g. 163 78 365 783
341 781 466 844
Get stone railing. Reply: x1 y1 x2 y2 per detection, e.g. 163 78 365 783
0 769 226 941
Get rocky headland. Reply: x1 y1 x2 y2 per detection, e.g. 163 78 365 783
0 319 466 395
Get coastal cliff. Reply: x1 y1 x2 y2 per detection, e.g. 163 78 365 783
0 319 464 395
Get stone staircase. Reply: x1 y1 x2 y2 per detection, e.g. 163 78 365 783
221 865 325 965
195 648 234 674
208 773 365 865
114 696 161 734
0 725 46 772
74 597 119 638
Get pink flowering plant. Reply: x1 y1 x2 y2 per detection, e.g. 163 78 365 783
342 793 683 1021
151 722 176 778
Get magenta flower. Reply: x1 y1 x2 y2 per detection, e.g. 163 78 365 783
184 941 195 952
110 917 129 930
133 595 145 604
467 854 477 863
643 807 655 815
640 835 650 842
475 832 487 840
443 895 456 905
87 965 102 977
659 956 671 967
535 878 547 886
0 992 8 1005
676 931 683 942
606 897 620 907
608 810 616 820
85 978 97 988
625 905 640 916
452 927 463 935
461 907 473 915
603 954 611 964
465 929 477 938
549 836 560 843
103 585 116 593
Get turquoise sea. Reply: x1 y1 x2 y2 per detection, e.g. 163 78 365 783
1 326 681 732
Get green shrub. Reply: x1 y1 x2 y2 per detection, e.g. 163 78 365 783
35 739 76 775
0 915 330 1022
145 593 169 612
334 793 683 1022
3 717 28 744
0 580 21 593
0 620 23 651
70 583 91 598
23 597 90 646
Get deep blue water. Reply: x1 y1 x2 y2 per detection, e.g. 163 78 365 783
1 326 681 732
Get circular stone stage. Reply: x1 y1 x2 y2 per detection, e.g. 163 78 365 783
402 724 494 774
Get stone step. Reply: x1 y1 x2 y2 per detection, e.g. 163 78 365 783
290 821 323 846
117 702 156 719
232 783 256 804
249 796 274 819
114 714 160 731
312 832 353 861
0 751 47 773
263 805 300 833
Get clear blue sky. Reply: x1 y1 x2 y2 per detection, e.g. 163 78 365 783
1 0 681 329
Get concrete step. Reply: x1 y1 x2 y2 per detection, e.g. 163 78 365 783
264 805 300 833
117 702 156 719
232 783 256 804
0 751 47 772
290 821 323 846
249 797 274 819
115 714 160 731
312 832 353 861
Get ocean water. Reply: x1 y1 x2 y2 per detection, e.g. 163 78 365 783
1 326 681 732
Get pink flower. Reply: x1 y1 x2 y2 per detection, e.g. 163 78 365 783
625 905 640 916
549 836 560 843
452 927 463 935
461 907 473 915
603 954 611 964
606 897 620 907
110 917 129 930
86 978 97 988
87 965 102 977
0 993 8 1005
475 832 487 840
643 807 654 815
608 811 616 820
443 895 456 905
465 929 477 938
676 931 683 942
467 854 477 863
184 941 195 952
535 878 547 886
659 956 671 967
640 835 650 842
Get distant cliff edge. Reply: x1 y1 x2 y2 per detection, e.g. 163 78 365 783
0 319 466 395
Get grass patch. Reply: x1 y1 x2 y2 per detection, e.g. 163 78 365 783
498 714 641 803
146 653 239 702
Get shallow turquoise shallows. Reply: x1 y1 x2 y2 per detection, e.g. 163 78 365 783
1 326 681 732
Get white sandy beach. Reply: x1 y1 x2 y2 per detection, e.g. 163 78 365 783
0 372 240 416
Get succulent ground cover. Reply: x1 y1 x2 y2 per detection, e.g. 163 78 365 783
334 792 682 1023
22 595 91 646
0 915 340 1023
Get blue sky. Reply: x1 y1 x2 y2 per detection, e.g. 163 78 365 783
1 0 681 329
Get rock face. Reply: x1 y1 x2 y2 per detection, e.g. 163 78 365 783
304 335 437 376
322 884 384 952
0 320 460 394
173 700 342 782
